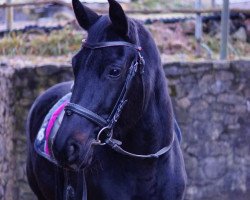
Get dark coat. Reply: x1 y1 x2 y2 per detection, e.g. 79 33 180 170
26 0 187 199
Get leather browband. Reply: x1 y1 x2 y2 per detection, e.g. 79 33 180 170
83 41 142 51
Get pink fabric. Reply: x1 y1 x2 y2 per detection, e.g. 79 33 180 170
45 101 68 155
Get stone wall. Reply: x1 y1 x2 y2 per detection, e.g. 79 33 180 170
0 64 73 200
0 60 249 199
165 60 250 200
0 65 15 200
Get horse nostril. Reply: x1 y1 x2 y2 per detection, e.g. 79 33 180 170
66 143 79 163
68 145 75 155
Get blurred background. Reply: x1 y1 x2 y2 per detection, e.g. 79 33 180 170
0 1 250 200
0 0 250 61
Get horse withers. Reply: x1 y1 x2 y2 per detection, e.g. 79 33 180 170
26 0 187 199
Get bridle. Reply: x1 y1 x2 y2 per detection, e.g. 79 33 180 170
56 40 175 200
64 40 174 159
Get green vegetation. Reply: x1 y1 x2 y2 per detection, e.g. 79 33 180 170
131 0 212 10
0 27 83 56
0 23 249 61
132 0 186 10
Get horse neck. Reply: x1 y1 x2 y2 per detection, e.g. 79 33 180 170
123 69 174 156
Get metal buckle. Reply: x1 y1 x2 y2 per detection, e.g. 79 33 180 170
93 126 113 146
66 185 75 199
138 52 145 74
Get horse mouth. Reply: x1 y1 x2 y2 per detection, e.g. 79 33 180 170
78 150 93 169
67 143 94 170
68 157 93 171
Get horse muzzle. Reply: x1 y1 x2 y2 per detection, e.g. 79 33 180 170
52 130 96 170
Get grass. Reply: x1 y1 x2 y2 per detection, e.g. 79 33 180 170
0 24 249 61
0 26 83 56
132 0 185 10
131 0 213 10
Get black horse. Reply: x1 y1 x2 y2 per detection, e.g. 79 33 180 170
26 0 187 199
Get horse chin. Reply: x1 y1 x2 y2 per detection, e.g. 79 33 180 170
68 148 93 170
67 160 91 171
79 156 93 170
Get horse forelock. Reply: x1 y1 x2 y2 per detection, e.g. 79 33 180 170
86 15 142 45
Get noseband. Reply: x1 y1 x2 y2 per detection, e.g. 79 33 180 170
64 41 174 159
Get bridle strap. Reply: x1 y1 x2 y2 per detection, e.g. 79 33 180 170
63 40 174 159
82 172 87 200
65 47 141 130
105 134 174 159
83 41 142 51
62 170 87 200
107 61 139 128
65 103 107 127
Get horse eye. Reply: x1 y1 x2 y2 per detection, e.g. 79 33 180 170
108 68 121 78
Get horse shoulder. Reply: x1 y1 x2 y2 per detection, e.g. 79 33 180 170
160 137 187 200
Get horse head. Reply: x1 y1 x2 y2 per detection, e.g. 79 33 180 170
52 0 170 169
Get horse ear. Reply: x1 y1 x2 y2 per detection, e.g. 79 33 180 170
72 0 100 30
108 0 128 36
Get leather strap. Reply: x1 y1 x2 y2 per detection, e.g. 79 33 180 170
62 40 175 160
55 166 63 200
64 171 73 200
62 170 87 200
83 41 142 51
105 133 174 159
65 58 140 130
65 103 107 127
63 40 175 160
53 38 177 200
81 171 87 200
107 61 139 128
